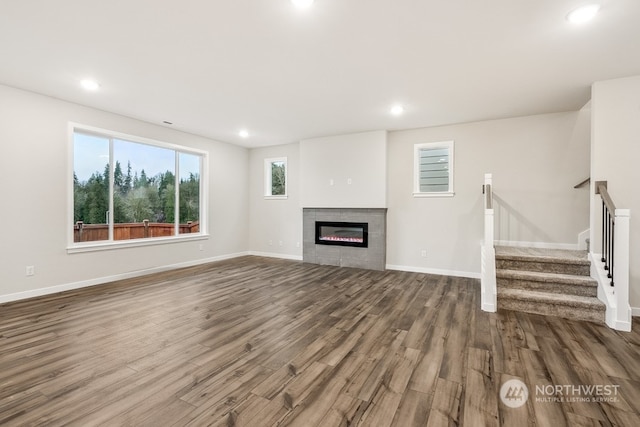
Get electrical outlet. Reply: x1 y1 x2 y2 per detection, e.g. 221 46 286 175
198 244 204 251
347 178 352 185
26 266 35 276
420 250 427 258
278 240 283 246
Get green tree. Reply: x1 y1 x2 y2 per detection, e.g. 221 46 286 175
164 183 176 223
85 172 109 224
73 172 87 223
271 162 286 195
123 161 132 193
180 173 200 222
125 187 153 222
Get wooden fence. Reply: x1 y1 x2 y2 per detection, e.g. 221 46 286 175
74 220 200 242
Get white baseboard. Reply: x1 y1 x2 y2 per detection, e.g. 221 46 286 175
577 229 590 251
0 252 250 304
248 251 303 261
632 307 640 317
590 252 633 331
386 264 480 279
494 240 579 250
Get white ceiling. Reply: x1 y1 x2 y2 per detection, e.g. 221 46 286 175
1 0 639 148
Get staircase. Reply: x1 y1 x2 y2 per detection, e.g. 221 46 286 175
495 246 605 323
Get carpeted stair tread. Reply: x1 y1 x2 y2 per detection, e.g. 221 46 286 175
494 246 605 323
495 246 590 276
498 288 604 309
496 269 597 286
495 251 590 266
495 246 589 261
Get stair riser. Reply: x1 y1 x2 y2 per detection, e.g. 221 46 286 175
496 259 590 276
497 278 597 297
498 298 605 323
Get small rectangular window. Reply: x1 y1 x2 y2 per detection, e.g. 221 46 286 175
264 157 287 199
414 141 454 197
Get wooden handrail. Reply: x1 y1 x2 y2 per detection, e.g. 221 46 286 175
574 177 590 189
596 181 616 216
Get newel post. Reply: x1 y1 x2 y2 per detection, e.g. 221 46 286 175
613 209 631 331
481 173 497 312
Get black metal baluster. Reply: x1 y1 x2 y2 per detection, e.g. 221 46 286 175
608 208 612 274
610 219 615 286
600 200 607 262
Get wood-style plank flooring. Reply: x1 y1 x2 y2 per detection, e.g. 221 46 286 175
1 256 639 426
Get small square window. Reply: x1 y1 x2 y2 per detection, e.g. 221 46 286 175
413 141 454 197
264 157 287 199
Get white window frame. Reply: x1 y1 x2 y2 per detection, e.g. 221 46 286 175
264 157 288 199
67 123 208 253
413 140 455 197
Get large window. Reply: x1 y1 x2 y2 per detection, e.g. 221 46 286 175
71 125 206 249
264 157 287 199
413 141 454 197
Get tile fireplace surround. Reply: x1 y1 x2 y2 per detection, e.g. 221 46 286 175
303 208 387 271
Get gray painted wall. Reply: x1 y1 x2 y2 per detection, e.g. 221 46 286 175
0 84 249 300
387 111 590 276
0 85 593 301
248 111 590 277
249 143 302 258
300 130 387 208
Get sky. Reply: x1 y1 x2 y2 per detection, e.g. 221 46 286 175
74 133 200 183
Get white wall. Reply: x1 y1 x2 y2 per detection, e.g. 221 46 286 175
591 75 640 310
0 84 249 301
300 130 387 208
387 112 590 276
249 143 302 258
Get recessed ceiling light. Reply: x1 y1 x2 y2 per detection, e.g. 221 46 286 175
567 4 600 24
291 0 314 9
390 105 404 116
80 79 100 91
239 130 250 138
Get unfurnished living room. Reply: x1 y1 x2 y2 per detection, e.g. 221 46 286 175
1 1 640 426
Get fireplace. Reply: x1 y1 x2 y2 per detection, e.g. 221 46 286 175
315 221 368 248
303 208 387 271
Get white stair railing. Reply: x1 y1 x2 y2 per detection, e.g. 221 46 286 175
593 181 632 331
481 173 497 312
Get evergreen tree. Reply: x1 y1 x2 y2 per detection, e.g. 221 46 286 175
85 172 109 224
123 161 132 193
271 163 286 195
139 169 149 188
114 161 125 195
179 173 200 222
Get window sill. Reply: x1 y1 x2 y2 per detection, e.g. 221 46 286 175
67 233 209 254
413 192 455 198
264 195 288 200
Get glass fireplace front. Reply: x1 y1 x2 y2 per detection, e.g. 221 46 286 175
315 221 368 248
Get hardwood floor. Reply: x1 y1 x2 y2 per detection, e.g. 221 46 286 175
1 256 639 426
